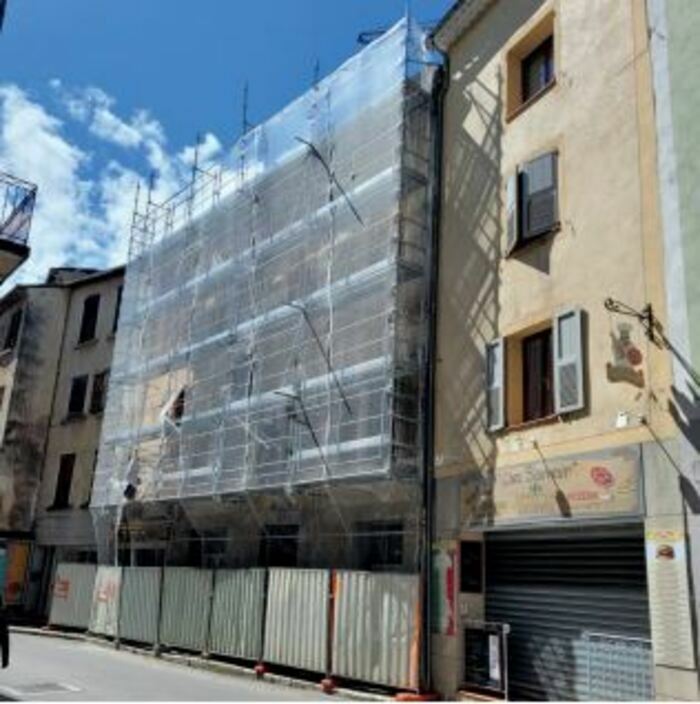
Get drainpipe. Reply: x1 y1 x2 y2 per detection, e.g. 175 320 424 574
419 42 448 695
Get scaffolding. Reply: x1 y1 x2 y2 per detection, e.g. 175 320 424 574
91 19 438 573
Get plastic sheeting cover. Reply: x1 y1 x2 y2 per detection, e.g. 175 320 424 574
91 18 435 517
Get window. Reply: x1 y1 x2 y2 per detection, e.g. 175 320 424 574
522 328 554 422
355 521 403 570
521 36 554 104
0 386 5 411
506 152 559 254
3 308 22 350
67 375 89 416
78 294 100 343
486 309 585 431
165 387 186 427
90 370 109 414
80 450 98 509
112 286 123 334
505 12 555 118
258 525 299 567
52 453 75 509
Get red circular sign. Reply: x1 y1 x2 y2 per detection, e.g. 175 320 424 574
591 465 614 488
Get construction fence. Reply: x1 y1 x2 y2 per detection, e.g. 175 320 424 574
48 563 421 691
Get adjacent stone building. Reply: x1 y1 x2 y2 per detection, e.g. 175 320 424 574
0 266 123 615
33 266 123 607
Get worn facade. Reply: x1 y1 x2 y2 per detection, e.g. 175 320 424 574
0 267 122 614
34 267 123 588
432 0 698 700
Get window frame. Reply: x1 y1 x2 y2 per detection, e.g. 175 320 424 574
487 310 585 433
3 308 23 351
521 327 554 423
505 151 560 256
89 369 110 414
521 35 554 105
52 453 76 510
67 375 89 417
78 294 100 344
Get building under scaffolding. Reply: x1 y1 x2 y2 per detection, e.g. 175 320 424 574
91 19 437 577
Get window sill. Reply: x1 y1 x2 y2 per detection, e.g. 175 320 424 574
506 221 560 258
62 412 86 424
504 413 561 432
45 504 72 513
506 78 557 123
75 338 98 350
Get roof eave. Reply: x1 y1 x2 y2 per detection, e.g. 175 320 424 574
431 0 496 52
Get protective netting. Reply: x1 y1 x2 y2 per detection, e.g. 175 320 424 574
91 19 437 571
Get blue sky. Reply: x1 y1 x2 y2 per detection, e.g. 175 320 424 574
0 0 451 282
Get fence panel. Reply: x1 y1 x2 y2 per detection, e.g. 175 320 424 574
49 563 97 630
159 567 213 652
89 566 122 636
119 567 162 645
263 568 329 673
332 571 421 689
208 568 265 660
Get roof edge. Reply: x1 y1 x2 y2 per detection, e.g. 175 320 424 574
431 0 496 51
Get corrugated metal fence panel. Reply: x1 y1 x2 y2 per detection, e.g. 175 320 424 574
49 563 97 629
332 571 420 689
119 567 162 645
160 567 213 652
208 569 266 660
89 566 122 637
485 526 650 701
263 568 329 672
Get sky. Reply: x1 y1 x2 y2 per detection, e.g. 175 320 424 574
0 0 452 284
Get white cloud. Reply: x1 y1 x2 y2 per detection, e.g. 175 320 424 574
0 81 226 287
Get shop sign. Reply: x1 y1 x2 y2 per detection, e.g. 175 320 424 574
645 517 695 669
461 447 641 526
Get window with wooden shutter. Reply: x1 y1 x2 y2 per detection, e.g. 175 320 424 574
521 152 558 241
553 308 584 414
486 339 505 431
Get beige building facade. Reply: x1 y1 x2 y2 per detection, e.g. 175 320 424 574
34 267 123 578
431 0 697 700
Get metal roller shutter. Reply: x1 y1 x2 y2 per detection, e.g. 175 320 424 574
485 524 651 701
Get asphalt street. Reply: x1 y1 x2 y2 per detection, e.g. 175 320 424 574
0 632 329 701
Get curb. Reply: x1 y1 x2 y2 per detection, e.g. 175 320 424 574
11 626 389 701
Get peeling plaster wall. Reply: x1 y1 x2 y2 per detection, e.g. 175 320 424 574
36 272 123 548
0 287 69 532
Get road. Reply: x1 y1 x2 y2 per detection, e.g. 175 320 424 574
0 632 329 701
